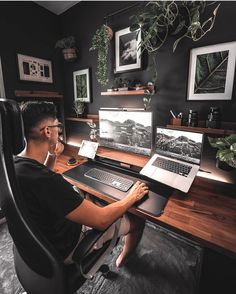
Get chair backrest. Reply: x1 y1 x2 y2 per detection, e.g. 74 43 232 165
0 99 67 294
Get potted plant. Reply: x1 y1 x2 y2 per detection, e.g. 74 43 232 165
90 25 112 86
73 100 86 118
129 1 220 84
55 36 77 62
208 134 236 170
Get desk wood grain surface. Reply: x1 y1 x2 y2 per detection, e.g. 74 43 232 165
56 145 236 259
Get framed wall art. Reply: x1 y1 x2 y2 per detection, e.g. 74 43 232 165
115 27 141 73
187 41 236 101
17 54 53 83
0 57 6 97
73 68 91 102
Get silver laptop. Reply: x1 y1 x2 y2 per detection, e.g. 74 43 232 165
140 127 204 193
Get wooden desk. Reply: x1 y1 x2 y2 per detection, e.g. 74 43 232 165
56 145 236 260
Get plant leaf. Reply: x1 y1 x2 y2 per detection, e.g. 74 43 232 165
172 33 187 52
172 20 186 35
230 143 236 152
194 50 229 94
225 134 236 145
130 24 140 31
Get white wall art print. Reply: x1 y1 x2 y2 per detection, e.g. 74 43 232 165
17 54 53 83
115 27 141 73
187 42 236 100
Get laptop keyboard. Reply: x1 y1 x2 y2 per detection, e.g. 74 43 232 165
84 168 134 192
152 157 192 177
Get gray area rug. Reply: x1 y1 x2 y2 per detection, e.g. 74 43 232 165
0 223 24 294
0 221 202 294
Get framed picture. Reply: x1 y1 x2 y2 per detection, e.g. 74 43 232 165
115 27 141 73
73 68 91 103
0 57 5 97
187 41 236 100
17 54 53 83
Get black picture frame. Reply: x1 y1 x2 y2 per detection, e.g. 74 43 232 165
115 27 141 73
73 68 91 103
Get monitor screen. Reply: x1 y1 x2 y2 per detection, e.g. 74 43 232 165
155 127 203 164
99 110 152 156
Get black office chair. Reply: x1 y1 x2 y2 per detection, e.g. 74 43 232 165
0 99 120 294
0 207 6 224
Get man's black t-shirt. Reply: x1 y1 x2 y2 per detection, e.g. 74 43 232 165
14 156 84 259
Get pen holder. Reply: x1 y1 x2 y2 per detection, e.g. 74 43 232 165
171 118 182 126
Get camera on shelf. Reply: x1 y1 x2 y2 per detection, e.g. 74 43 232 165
206 107 221 129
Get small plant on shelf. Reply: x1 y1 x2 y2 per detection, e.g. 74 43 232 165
73 100 85 118
208 134 236 169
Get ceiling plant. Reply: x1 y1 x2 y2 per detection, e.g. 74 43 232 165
90 25 113 86
130 1 220 84
208 135 236 169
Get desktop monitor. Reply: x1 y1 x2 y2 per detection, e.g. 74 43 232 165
99 110 152 156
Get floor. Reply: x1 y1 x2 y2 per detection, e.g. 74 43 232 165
0 221 202 294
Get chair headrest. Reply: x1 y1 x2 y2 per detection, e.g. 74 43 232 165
0 99 25 155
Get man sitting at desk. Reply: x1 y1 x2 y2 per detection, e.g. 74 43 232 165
14 101 149 268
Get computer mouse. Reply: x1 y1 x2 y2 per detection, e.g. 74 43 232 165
67 157 77 166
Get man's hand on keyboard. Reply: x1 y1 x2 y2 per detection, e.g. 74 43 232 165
127 181 149 203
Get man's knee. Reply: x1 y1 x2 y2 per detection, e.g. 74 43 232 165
127 213 145 233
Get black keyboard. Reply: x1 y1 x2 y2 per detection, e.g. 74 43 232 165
84 168 134 192
152 157 192 177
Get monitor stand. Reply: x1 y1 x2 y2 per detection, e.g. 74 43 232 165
93 155 142 173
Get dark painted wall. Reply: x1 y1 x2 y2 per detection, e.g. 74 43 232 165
60 1 236 127
0 1 64 99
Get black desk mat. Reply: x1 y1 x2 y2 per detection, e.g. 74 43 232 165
63 161 174 217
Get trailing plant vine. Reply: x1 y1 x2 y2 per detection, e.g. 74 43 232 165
90 25 110 86
130 1 220 84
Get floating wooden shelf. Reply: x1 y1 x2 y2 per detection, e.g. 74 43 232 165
15 90 63 98
101 89 154 96
166 124 235 135
66 114 99 123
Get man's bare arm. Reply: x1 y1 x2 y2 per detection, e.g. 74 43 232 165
66 181 148 230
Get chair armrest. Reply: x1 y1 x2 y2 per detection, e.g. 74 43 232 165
72 219 121 279
72 229 106 262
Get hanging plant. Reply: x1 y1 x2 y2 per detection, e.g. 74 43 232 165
130 1 220 84
90 25 111 86
55 36 78 62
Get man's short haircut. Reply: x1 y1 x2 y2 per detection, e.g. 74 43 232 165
20 101 57 139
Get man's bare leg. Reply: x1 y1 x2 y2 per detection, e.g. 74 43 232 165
86 193 145 267
116 214 145 268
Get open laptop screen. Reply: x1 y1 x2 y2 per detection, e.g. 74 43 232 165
155 127 204 165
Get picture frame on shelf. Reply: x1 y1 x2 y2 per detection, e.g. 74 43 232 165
17 54 53 83
73 68 91 103
115 27 141 73
0 57 6 97
187 41 236 101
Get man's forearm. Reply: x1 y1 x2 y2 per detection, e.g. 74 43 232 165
99 194 138 228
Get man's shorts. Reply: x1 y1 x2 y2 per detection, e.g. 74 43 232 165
64 214 131 264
